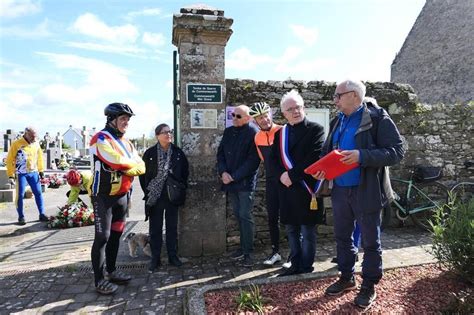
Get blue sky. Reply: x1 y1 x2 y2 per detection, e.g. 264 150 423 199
0 0 425 139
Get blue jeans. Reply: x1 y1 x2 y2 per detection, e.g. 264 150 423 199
228 191 255 255
15 172 45 219
286 224 316 273
331 185 382 285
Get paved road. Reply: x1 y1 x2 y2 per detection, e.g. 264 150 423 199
0 178 435 314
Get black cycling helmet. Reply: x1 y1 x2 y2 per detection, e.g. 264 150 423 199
104 102 135 121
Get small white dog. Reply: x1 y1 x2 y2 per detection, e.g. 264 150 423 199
123 232 152 258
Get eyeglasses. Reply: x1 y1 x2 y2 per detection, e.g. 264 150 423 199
231 113 243 119
285 105 303 113
333 91 353 100
158 130 173 135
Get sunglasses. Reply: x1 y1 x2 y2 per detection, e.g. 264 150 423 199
231 113 243 119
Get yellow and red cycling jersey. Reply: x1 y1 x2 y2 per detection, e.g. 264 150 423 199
89 129 145 196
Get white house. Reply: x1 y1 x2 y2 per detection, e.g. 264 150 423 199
62 125 96 151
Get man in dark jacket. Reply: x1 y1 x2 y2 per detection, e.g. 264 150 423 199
313 80 404 309
217 105 260 267
270 90 325 277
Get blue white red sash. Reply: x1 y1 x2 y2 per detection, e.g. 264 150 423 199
279 124 321 196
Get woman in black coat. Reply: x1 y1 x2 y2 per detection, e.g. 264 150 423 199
139 124 189 272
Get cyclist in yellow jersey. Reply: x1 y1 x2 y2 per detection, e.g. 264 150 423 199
6 127 47 225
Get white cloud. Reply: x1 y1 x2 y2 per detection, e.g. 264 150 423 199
64 41 146 57
142 32 166 47
344 50 393 82
226 48 273 71
71 13 139 44
275 56 336 80
0 19 51 38
278 46 303 63
126 99 173 138
0 0 41 18
0 54 144 136
36 52 137 104
290 24 319 46
0 80 34 89
5 91 33 107
126 8 162 20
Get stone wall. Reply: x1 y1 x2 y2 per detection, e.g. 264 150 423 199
391 0 474 104
224 79 473 250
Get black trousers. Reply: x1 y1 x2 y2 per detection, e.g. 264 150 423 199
266 179 280 252
91 194 128 285
148 194 178 264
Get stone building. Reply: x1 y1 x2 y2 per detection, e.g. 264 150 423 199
391 0 474 104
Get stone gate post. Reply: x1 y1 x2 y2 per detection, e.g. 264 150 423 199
172 5 233 256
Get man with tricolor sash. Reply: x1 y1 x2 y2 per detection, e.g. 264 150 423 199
270 90 325 277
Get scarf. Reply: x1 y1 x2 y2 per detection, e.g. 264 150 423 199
146 144 173 207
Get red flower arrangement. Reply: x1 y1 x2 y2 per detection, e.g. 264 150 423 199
47 201 94 228
42 173 64 188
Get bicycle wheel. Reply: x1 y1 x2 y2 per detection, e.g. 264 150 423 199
410 181 449 231
450 182 474 204
380 202 392 231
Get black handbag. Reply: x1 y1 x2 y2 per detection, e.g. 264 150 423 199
166 173 186 206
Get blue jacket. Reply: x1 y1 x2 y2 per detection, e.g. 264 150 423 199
322 102 405 213
217 124 260 192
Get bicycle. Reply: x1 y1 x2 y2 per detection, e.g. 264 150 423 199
448 160 473 204
449 181 474 204
382 165 449 231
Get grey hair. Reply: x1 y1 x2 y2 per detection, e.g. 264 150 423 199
280 89 304 109
339 79 366 100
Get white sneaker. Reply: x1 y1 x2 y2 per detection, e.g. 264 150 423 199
282 261 292 269
263 252 282 266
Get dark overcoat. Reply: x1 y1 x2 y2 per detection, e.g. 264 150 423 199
270 118 326 225
139 143 189 198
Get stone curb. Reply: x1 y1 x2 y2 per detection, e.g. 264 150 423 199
184 261 432 315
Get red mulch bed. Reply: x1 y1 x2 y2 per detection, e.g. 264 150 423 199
205 264 470 313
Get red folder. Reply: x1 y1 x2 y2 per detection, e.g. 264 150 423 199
304 150 359 180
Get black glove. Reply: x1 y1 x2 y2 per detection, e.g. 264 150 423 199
39 172 44 179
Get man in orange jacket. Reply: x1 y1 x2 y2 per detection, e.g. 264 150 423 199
249 102 285 266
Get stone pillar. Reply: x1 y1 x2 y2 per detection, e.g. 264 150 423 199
3 129 13 152
172 5 233 256
44 132 52 169
81 126 89 150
